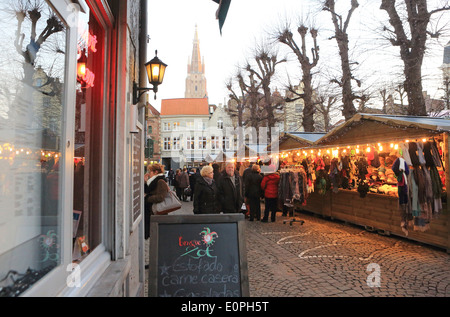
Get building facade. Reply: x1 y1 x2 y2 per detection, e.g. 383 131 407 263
145 103 161 165
0 0 150 297
160 99 234 169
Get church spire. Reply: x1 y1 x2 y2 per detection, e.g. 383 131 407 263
185 25 208 98
188 24 204 74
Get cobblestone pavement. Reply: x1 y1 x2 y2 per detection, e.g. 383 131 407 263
146 200 450 297
246 211 450 297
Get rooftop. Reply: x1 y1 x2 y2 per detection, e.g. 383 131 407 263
160 98 209 116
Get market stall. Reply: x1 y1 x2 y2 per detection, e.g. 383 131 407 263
277 114 450 252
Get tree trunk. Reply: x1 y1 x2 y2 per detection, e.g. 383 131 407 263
379 0 445 116
404 60 426 115
338 33 357 120
323 0 359 121
302 69 316 132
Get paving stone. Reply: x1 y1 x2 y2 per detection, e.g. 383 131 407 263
145 202 450 297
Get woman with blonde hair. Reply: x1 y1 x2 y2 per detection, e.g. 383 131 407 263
193 165 219 214
144 163 168 239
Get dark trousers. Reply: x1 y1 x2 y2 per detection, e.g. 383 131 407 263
180 187 188 201
248 197 261 220
263 198 278 222
175 187 182 200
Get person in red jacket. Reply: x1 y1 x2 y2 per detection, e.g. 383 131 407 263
261 167 280 222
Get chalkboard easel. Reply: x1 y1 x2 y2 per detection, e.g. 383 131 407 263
148 214 249 297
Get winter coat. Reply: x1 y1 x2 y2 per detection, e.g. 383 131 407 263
179 172 190 188
261 173 280 199
145 175 169 208
245 170 263 199
144 174 168 239
189 172 197 192
193 177 219 214
216 170 244 213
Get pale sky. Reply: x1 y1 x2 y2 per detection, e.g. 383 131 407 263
147 0 450 114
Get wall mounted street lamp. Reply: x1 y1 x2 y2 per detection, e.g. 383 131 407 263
133 50 167 104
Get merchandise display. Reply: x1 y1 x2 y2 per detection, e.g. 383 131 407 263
278 138 446 235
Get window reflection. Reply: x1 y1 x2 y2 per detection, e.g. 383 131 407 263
72 5 104 263
0 0 66 296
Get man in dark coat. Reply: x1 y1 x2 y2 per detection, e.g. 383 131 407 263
245 164 263 221
242 162 254 218
216 162 244 213
179 168 190 201
188 168 197 201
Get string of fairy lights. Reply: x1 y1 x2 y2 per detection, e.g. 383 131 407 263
276 137 442 162
0 143 60 162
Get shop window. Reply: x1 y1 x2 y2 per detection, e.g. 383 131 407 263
73 5 105 263
0 1 66 296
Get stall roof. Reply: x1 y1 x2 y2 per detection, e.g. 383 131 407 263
315 113 450 147
361 114 450 131
287 132 327 143
276 132 327 151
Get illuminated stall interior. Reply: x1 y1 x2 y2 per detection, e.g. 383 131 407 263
275 114 450 251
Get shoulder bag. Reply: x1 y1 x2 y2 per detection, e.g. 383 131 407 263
152 183 182 215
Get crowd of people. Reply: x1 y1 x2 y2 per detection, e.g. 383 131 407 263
143 161 282 239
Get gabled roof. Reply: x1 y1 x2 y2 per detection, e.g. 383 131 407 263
315 113 450 147
274 132 327 151
147 103 160 116
160 98 209 116
287 132 327 144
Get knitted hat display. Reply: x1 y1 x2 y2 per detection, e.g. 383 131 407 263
357 181 369 198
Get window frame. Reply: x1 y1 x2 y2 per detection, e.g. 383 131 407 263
23 0 113 296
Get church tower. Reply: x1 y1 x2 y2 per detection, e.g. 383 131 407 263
185 25 208 98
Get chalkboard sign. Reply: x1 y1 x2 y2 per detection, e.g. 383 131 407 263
148 214 249 297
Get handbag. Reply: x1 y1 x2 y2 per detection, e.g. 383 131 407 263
184 186 192 196
152 183 182 215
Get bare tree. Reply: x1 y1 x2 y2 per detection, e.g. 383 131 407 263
315 91 339 132
394 83 407 107
379 88 389 113
323 0 360 120
380 0 450 115
441 74 450 110
226 72 248 129
244 46 286 139
13 1 64 84
226 69 264 130
277 23 320 132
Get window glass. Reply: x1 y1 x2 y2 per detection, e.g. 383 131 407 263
73 4 104 263
0 1 66 296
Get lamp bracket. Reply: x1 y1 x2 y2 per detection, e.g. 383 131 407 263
133 82 158 104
